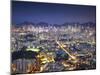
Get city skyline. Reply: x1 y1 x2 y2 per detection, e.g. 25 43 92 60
11 1 96 74
12 1 96 25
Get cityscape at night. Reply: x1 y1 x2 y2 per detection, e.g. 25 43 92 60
11 1 96 74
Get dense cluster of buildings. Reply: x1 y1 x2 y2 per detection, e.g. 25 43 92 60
11 22 96 74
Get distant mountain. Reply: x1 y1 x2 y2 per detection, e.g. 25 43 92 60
36 22 49 26
12 21 96 27
81 22 96 27
17 21 35 26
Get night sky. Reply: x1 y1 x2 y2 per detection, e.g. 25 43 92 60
12 1 96 25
